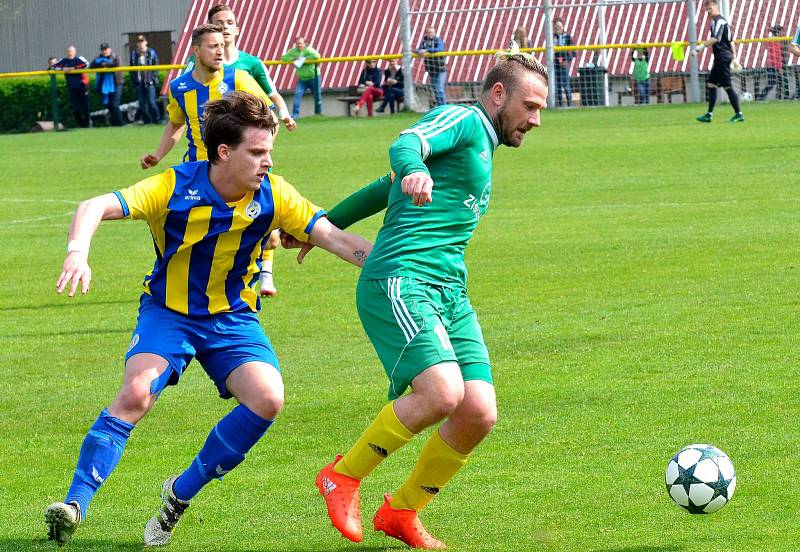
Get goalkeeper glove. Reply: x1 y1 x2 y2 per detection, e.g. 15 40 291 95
730 59 742 73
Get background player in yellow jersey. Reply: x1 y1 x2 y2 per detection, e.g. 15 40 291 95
45 92 372 547
140 23 284 297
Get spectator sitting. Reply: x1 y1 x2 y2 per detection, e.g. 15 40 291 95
353 59 383 116
90 43 124 126
377 58 404 113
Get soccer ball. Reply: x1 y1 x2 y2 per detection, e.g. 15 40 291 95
665 444 736 514
741 91 753 102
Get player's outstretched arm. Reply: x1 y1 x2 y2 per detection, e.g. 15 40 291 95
307 218 372 267
140 120 184 169
269 91 297 131
56 193 125 297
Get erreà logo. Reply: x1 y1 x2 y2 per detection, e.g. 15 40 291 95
184 188 201 201
177 81 188 90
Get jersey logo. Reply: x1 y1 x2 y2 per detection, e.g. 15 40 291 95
463 181 492 221
177 81 188 90
128 333 140 352
217 81 229 94
184 189 201 201
479 149 489 162
245 199 261 218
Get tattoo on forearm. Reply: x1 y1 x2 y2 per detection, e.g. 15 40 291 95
354 250 367 263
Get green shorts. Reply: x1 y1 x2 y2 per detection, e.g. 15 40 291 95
356 277 492 399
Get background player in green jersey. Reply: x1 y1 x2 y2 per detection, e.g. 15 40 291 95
300 53 549 549
184 4 296 132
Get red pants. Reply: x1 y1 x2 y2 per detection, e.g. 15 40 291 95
357 86 384 116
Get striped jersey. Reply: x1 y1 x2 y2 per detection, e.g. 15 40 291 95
166 66 271 162
183 50 276 96
115 161 324 315
709 15 734 58
361 103 499 288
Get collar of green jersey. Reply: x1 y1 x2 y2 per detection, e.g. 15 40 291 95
470 102 500 150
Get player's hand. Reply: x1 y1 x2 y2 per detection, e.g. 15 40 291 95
401 172 433 206
284 117 297 131
730 59 742 74
56 252 92 297
140 153 159 169
279 230 315 264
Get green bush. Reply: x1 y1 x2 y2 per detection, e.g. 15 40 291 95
0 71 166 133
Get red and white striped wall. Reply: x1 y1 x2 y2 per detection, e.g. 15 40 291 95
169 0 800 90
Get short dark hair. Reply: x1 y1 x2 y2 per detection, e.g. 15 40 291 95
703 0 718 6
207 4 235 22
482 54 549 96
191 23 223 47
203 91 278 164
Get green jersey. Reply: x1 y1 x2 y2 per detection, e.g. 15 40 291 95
183 50 275 95
360 103 499 288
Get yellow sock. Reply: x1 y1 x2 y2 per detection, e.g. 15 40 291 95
391 429 469 511
335 402 414 480
261 248 274 263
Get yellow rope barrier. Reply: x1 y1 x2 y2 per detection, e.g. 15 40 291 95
0 36 793 79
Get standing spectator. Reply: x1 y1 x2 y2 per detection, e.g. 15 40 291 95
353 60 383 116
632 48 650 104
553 17 575 107
378 58 404 114
52 46 90 128
90 43 124 126
282 37 322 118
47 57 59 69
756 25 785 101
130 35 161 124
694 0 744 123
513 26 529 49
416 26 447 107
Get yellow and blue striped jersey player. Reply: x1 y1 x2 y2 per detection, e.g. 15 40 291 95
46 91 373 547
139 22 282 298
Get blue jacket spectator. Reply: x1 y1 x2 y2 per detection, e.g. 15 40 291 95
90 44 124 126
416 26 447 106
129 35 161 124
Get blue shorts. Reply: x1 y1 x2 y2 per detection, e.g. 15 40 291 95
126 294 279 399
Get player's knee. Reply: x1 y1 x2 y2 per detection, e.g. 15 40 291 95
470 402 498 437
427 386 465 420
266 230 280 250
111 382 153 420
246 388 284 420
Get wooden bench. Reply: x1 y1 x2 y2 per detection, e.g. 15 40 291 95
336 85 405 115
446 83 478 105
336 86 361 116
653 75 686 103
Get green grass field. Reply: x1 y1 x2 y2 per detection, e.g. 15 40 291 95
1 100 798 551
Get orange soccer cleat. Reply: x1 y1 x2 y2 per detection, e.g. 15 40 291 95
373 493 446 549
315 455 363 542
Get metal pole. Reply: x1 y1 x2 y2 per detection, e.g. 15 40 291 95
544 0 556 108
686 0 701 102
49 73 61 131
399 0 415 111
597 0 610 106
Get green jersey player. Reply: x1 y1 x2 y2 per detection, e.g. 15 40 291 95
303 53 549 549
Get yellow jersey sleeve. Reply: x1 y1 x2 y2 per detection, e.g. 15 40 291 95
166 87 185 125
270 175 325 241
235 70 273 106
115 169 176 222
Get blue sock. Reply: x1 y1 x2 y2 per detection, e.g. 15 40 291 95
172 404 273 501
65 409 134 516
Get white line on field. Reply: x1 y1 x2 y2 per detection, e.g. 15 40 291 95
3 198 80 205
0 212 74 226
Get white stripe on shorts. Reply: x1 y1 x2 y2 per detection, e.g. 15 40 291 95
387 277 419 343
